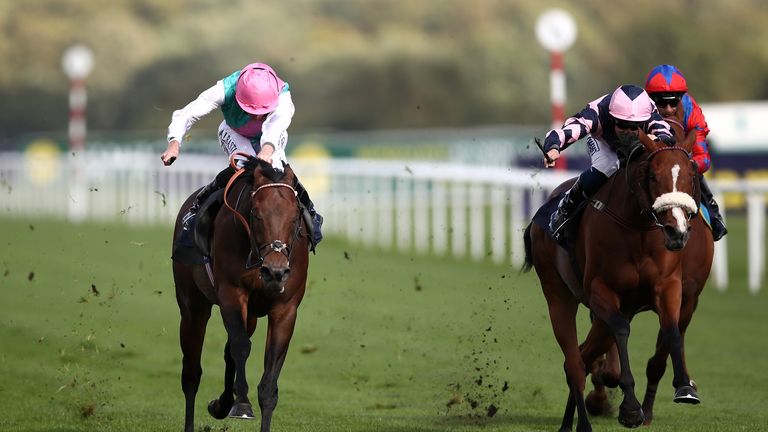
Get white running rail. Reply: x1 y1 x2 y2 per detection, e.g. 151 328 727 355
0 150 764 292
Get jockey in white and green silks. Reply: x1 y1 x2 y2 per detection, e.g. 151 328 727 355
167 62 294 169
161 63 322 248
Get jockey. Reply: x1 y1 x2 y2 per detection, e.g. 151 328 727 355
161 62 323 246
543 84 675 241
645 64 727 241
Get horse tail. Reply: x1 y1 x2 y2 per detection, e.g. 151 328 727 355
521 222 534 274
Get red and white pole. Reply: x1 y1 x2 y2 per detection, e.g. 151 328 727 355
62 45 93 152
68 78 88 152
62 45 93 222
550 51 567 170
536 9 577 171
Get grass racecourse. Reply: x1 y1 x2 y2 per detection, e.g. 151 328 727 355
0 215 766 432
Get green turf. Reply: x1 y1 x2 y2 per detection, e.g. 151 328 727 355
0 216 765 431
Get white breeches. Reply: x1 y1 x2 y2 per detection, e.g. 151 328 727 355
217 121 288 168
586 135 619 177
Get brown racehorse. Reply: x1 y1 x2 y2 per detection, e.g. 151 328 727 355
523 130 705 431
584 110 714 425
172 156 310 432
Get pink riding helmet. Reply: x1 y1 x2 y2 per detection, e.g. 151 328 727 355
608 85 654 122
235 63 285 115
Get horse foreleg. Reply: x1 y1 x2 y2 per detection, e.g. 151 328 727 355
258 304 298 432
656 281 699 405
641 329 668 425
219 296 256 419
590 285 643 429
179 297 212 432
207 339 236 419
209 315 258 419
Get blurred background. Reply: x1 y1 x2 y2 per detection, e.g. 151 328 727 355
2 2 768 430
1 0 767 148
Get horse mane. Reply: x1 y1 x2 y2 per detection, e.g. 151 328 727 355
240 156 288 183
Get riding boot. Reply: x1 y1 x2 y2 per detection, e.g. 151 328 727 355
550 167 608 241
699 176 727 241
550 180 586 240
182 165 236 232
295 180 323 249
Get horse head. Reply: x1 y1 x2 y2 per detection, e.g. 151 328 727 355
638 132 699 251
242 157 301 293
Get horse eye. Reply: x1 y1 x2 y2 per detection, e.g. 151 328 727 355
648 172 657 181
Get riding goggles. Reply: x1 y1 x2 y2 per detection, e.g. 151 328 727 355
651 92 682 108
614 119 644 131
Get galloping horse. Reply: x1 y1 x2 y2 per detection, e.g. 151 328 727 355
172 156 310 432
523 130 706 431
584 110 714 425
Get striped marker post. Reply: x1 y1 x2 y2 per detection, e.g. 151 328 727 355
536 9 577 171
62 45 94 222
68 78 87 151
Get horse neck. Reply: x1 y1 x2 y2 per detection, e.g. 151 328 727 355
595 162 652 228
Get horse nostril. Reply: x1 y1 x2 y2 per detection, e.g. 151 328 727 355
663 225 678 238
260 266 272 281
260 266 290 282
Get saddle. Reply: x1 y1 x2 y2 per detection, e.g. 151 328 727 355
171 189 227 266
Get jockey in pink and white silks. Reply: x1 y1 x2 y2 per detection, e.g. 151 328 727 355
543 84 675 241
645 64 727 241
160 63 322 247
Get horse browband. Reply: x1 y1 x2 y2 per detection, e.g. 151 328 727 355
648 145 689 161
252 183 296 196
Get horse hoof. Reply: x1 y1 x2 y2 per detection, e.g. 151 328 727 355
228 402 256 419
585 391 611 417
673 386 701 404
207 399 231 419
618 407 644 428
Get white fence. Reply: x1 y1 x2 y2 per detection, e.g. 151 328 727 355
0 149 765 292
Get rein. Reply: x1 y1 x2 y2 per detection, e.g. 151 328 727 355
590 198 659 232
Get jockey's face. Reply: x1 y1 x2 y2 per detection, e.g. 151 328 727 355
250 113 268 121
614 118 643 137
651 93 680 117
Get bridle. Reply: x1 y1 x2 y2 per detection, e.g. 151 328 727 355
245 183 302 269
222 153 302 270
645 146 698 229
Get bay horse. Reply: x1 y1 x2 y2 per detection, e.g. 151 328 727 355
523 130 706 431
584 109 714 425
172 155 310 432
